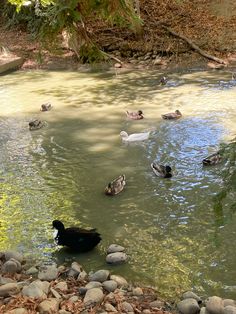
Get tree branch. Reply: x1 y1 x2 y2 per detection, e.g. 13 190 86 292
161 25 227 65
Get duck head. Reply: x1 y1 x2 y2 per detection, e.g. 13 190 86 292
165 165 172 173
52 220 65 231
175 110 182 116
138 110 143 115
120 131 129 140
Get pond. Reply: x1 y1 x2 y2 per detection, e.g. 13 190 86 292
0 68 236 300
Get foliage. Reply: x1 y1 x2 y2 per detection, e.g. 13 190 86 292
3 0 141 62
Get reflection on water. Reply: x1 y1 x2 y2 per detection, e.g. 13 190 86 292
0 69 236 299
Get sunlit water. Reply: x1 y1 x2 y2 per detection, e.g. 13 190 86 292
0 69 236 299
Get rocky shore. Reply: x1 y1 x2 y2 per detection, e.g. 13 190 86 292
0 250 236 314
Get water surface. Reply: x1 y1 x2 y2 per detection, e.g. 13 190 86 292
0 69 236 299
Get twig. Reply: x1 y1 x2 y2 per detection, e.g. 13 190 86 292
101 51 123 64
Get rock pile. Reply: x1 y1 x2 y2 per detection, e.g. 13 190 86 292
0 250 172 314
177 291 236 314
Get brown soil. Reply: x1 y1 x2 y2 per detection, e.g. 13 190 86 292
1 0 236 72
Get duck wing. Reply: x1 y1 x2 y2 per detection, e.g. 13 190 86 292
151 163 165 176
57 228 101 252
128 132 150 141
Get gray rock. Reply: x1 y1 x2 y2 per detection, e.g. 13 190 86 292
104 302 118 312
206 296 224 314
68 261 82 277
25 266 38 275
85 281 102 290
55 281 68 291
183 291 202 303
114 63 122 68
2 259 21 273
224 300 235 307
149 300 164 308
0 275 16 285
88 270 110 283
110 275 128 288
59 311 72 314
121 301 133 312
107 244 125 254
102 280 118 292
106 252 128 265
84 287 104 307
200 307 209 314
224 306 236 314
78 270 87 281
0 283 20 297
177 298 200 314
38 298 60 314
22 283 46 298
4 251 23 263
79 287 87 295
132 287 143 296
7 308 28 314
38 264 58 281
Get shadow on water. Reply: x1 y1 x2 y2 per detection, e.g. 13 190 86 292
0 69 236 299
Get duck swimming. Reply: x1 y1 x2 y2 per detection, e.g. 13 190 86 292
52 220 101 252
120 130 150 142
151 162 172 178
202 152 222 166
159 76 168 85
29 120 44 131
161 110 182 120
105 175 126 196
40 103 52 111
126 110 144 120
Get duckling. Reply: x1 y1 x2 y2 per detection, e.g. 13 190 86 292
52 220 101 252
105 175 126 196
40 102 52 111
202 152 222 166
29 119 44 131
159 76 168 85
151 162 172 178
120 130 150 142
126 110 144 120
161 110 182 120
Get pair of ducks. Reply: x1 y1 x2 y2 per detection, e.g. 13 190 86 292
126 109 182 121
29 103 52 131
104 163 172 196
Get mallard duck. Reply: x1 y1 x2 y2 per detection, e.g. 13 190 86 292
202 152 222 166
40 102 52 111
232 73 236 80
120 130 150 142
161 110 182 120
29 120 44 131
105 175 126 196
151 162 172 178
52 220 101 252
126 110 144 120
159 76 168 85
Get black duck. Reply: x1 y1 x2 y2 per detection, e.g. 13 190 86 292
52 220 101 252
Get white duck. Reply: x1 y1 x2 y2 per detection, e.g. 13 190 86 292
120 130 150 142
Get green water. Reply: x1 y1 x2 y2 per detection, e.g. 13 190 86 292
0 69 236 299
